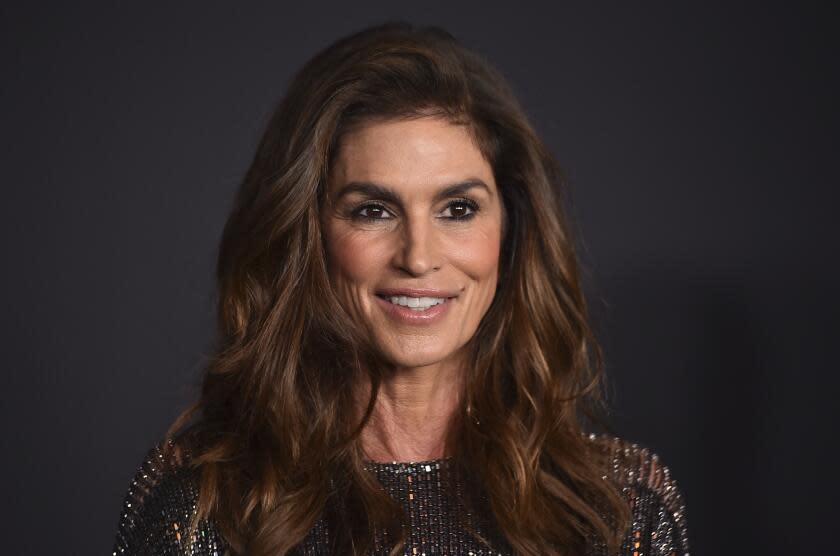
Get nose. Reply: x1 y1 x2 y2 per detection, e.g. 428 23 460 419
392 214 441 276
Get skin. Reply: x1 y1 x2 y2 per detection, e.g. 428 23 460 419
321 116 504 463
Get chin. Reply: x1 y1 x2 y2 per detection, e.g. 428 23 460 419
379 342 457 370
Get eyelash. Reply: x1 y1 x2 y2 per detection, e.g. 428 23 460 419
350 198 480 222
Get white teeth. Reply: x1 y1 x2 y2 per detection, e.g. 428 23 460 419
387 295 446 310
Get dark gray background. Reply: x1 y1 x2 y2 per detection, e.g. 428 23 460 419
1 3 835 555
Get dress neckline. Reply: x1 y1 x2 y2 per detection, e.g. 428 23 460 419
362 456 454 473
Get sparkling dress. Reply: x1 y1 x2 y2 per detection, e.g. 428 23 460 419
112 434 689 555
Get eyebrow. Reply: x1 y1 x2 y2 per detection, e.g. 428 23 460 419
333 179 492 205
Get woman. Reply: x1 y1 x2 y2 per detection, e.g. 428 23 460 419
113 22 689 556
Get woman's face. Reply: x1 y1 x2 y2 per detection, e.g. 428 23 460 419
322 117 504 370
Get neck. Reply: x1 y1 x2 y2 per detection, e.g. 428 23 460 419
357 358 464 463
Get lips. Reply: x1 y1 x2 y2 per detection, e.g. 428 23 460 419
373 289 456 325
376 287 460 299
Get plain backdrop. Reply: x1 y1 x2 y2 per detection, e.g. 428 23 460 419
1 3 836 555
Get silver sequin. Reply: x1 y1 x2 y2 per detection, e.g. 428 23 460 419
113 434 689 555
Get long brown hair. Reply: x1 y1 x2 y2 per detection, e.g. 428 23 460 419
167 22 630 555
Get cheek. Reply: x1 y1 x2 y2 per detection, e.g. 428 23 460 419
325 226 385 289
449 228 502 285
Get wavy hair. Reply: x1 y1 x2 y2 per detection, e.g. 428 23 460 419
167 22 630 555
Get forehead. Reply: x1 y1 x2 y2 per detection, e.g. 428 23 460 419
328 117 495 194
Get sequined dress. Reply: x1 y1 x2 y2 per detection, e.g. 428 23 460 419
112 435 689 555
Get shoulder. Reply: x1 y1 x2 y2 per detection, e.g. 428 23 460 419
586 433 691 556
587 433 686 509
112 436 228 556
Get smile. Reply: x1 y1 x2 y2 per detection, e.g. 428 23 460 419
374 294 455 324
385 295 446 310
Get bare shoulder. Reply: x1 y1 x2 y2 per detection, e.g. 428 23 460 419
586 433 691 556
112 434 226 555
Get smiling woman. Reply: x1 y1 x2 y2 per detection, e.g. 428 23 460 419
322 118 505 464
112 22 689 556
322 119 503 391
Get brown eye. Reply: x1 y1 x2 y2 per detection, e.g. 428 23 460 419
352 203 394 221
440 199 478 221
